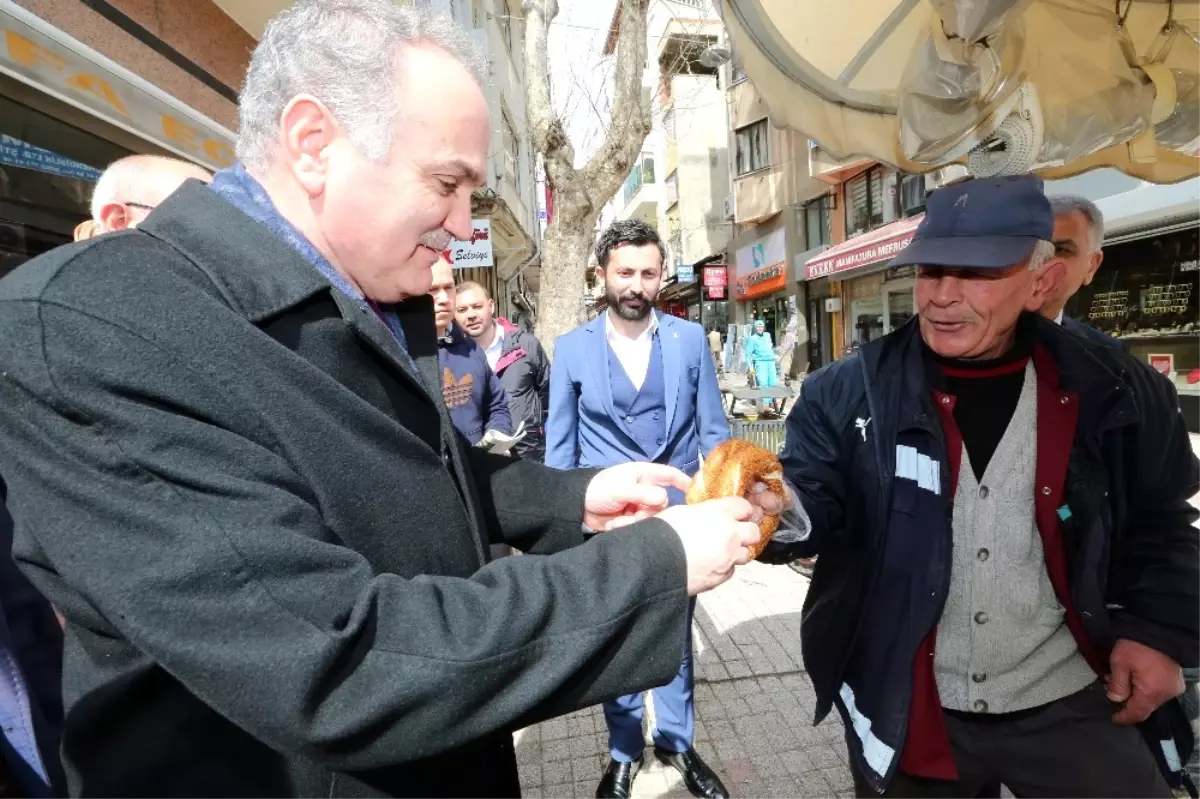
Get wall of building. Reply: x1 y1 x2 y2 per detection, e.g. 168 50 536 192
670 72 730 265
11 0 251 131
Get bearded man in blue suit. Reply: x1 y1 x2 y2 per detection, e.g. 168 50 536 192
547 219 730 799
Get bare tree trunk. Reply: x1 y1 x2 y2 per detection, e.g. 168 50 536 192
524 0 652 359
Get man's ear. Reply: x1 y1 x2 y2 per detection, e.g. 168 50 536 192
1082 250 1104 287
279 94 336 198
1028 258 1068 311
97 203 131 232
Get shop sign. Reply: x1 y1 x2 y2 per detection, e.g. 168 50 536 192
706 285 726 300
446 219 493 268
805 215 923 280
0 8 235 170
703 266 728 288
0 134 100 181
735 228 786 299
1148 353 1175 377
677 264 695 283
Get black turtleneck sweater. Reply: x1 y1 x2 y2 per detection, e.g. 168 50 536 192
923 320 1035 480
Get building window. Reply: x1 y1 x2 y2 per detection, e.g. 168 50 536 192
665 171 678 208
663 107 676 141
845 166 902 237
502 111 520 192
900 174 926 216
498 0 517 58
734 119 769 176
804 195 833 249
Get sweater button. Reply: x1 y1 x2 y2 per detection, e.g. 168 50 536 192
1041 486 1051 495
625 416 633 423
977 548 989 562
974 611 989 625
973 699 989 713
972 672 987 684
978 486 989 499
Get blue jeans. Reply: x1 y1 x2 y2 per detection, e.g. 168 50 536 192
603 599 696 761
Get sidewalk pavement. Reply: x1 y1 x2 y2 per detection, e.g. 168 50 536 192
513 562 856 798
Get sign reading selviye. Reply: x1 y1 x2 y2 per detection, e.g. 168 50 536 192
447 219 493 268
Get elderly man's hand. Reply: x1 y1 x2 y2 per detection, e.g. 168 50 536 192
746 480 792 524
583 463 692 532
1107 638 1184 725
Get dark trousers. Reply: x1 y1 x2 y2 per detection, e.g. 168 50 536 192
853 683 1171 798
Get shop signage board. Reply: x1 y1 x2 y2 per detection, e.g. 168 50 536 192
805 215 923 280
0 5 235 170
446 219 493 268
703 266 728 288
706 285 726 300
677 264 695 283
735 228 787 299
0 134 100 180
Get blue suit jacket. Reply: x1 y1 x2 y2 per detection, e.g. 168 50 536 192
546 312 730 497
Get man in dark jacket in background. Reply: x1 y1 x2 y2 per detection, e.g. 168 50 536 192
0 480 64 798
1042 194 1128 352
456 280 550 460
760 175 1198 797
430 257 513 445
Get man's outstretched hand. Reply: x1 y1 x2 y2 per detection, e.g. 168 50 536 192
583 463 692 532
1107 638 1184 725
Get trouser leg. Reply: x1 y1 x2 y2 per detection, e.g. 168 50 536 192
650 599 696 753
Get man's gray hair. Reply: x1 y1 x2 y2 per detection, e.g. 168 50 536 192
236 0 487 172
1049 195 1105 252
1027 239 1056 271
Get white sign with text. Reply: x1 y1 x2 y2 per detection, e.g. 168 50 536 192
448 219 494 268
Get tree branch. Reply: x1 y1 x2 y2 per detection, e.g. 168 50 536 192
523 0 577 188
578 0 652 200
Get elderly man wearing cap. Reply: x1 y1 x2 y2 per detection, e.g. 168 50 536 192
755 175 1198 797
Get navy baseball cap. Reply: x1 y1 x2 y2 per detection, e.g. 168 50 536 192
890 174 1053 269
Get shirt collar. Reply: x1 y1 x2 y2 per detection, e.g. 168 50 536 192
485 325 504 352
1054 310 1064 325
605 311 658 344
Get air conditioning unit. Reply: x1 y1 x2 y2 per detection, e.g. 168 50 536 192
924 165 971 192
722 194 735 220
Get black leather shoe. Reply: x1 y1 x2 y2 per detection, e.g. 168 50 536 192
654 746 729 799
595 755 643 798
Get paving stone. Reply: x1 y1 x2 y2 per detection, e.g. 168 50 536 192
756 675 786 694
517 742 543 765
807 744 843 770
720 755 758 787
745 692 778 715
542 739 572 763
519 764 543 788
779 748 816 776
764 774 801 797
543 783 572 798
725 659 753 679
794 770 833 797
822 766 855 792
750 752 792 778
542 760 573 787
542 717 570 740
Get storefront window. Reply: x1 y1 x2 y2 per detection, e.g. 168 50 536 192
1064 228 1199 405
0 94 130 278
851 297 885 345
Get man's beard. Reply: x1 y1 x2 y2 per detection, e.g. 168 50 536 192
606 286 655 321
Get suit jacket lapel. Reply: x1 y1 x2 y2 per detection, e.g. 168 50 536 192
660 313 682 439
589 313 618 423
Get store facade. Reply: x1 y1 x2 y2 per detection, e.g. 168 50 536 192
0 2 244 276
805 214 923 352
1065 226 1199 431
730 213 805 343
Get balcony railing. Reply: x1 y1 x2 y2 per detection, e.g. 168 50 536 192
621 157 657 207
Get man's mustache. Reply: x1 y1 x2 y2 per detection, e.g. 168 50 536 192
421 230 452 251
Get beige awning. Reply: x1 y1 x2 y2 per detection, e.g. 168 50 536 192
717 0 1200 183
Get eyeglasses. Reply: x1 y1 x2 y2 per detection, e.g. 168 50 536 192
124 202 155 211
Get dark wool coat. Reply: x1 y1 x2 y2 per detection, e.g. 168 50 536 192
0 182 691 797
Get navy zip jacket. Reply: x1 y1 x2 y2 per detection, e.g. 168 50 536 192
762 314 1199 794
437 323 513 445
